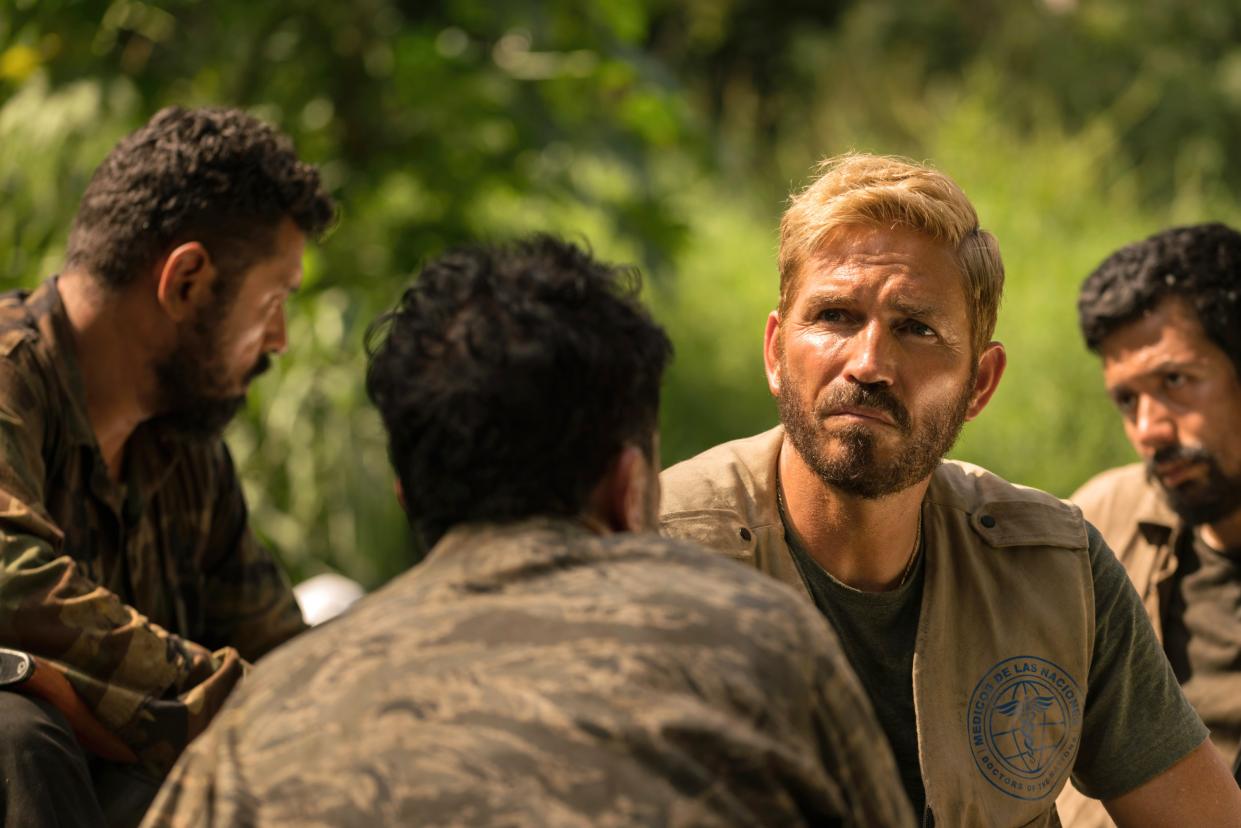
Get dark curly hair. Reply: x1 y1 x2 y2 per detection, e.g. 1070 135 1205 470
65 106 335 292
365 235 673 546
1079 222 1241 375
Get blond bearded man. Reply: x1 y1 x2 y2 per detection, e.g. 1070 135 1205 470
660 154 1241 826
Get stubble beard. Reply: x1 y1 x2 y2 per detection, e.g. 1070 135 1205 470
1147 445 1241 527
779 357 976 500
150 314 270 440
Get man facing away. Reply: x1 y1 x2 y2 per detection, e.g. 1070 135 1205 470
1057 223 1241 826
141 236 914 827
660 153 1241 826
0 106 334 825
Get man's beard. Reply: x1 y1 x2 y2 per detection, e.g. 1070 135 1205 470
149 321 271 440
779 360 975 500
1146 445 1241 527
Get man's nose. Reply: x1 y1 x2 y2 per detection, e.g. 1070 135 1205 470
1132 394 1177 451
842 320 896 386
265 307 288 355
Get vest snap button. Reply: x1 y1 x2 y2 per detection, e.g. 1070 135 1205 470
980 514 996 528
739 527 752 542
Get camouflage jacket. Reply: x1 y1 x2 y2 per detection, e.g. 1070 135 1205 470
143 518 914 827
0 280 306 775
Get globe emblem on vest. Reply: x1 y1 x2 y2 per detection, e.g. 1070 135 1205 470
989 679 1066 775
968 655 1083 801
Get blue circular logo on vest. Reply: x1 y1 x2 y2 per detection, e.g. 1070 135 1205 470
967 656 1083 800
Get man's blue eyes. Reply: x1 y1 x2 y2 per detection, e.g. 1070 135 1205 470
814 311 935 337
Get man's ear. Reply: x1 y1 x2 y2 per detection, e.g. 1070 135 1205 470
393 478 407 512
966 341 1007 421
595 445 657 533
155 242 217 323
763 310 782 397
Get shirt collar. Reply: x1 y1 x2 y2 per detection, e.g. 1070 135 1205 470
416 516 618 591
29 278 96 448
31 278 183 506
1132 472 1180 547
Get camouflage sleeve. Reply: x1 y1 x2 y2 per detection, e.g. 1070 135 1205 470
0 360 244 775
197 443 306 661
797 603 916 826
140 717 246 828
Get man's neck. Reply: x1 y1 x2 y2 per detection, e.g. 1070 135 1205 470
58 271 158 481
778 438 929 592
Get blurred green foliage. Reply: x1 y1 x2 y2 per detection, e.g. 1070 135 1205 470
3 0 1240 587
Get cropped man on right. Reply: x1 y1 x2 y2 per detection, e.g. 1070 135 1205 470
1058 223 1241 826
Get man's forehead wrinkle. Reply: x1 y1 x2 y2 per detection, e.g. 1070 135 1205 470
1114 350 1202 377
1103 341 1204 392
799 284 944 316
810 247 924 275
799 266 952 312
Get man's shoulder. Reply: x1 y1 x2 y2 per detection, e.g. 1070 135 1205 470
248 527 828 696
931 459 1073 507
930 460 1088 550
659 427 782 559
660 426 781 517
0 292 63 430
605 530 783 591
1070 462 1167 524
438 522 803 614
0 286 52 358
0 286 64 403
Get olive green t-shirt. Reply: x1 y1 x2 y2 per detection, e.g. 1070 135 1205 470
1162 529 1241 763
784 519 1207 817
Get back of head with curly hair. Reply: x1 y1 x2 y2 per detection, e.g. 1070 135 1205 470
65 106 335 298
365 235 673 546
1078 222 1241 376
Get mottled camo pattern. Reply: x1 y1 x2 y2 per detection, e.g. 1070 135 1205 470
144 519 913 827
0 280 306 774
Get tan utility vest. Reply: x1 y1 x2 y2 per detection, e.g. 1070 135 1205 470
661 427 1094 827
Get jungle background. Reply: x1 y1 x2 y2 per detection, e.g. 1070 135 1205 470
4 0 1240 587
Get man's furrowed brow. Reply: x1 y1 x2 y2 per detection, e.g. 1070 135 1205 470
801 289 856 308
890 296 945 319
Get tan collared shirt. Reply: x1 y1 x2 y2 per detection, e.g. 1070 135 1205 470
1057 464 1241 828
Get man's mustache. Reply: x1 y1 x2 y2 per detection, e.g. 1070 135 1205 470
1146 444 1216 478
815 383 912 432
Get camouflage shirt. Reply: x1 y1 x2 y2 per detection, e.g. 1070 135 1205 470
0 280 306 775
142 518 914 827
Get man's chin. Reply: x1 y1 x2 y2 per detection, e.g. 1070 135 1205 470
1161 482 1241 527
149 395 247 440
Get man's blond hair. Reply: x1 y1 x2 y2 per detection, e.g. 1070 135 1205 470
778 152 1004 356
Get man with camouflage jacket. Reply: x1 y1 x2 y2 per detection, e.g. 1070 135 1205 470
0 106 334 826
142 236 914 827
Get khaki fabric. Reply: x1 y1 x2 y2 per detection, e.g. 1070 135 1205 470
662 427 1095 827
1070 464 1178 641
142 518 915 827
1057 463 1239 828
0 281 306 775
